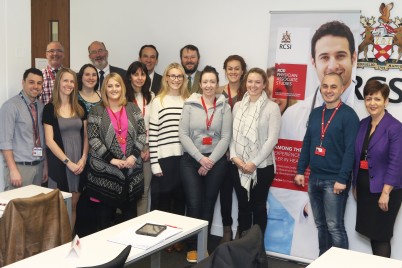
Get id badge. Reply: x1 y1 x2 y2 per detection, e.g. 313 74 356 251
315 146 326 156
202 137 213 145
360 160 368 169
32 147 43 157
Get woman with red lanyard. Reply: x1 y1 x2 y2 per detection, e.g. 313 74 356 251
218 55 247 243
179 66 232 262
125 61 154 216
86 72 146 232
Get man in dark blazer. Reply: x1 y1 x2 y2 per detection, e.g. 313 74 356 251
180 44 201 94
88 41 126 89
139 44 162 95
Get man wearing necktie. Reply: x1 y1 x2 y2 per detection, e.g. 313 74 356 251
0 68 48 190
88 41 126 89
180 44 202 94
39 41 64 105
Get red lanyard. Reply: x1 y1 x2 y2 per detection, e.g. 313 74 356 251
201 97 217 130
133 95 146 117
227 84 233 109
109 106 124 134
320 102 342 144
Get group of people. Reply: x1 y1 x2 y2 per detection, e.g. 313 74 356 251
1 19 402 263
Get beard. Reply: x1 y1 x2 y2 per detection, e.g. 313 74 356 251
92 58 108 70
182 62 199 75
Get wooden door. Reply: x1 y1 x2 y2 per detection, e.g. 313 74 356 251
31 0 70 67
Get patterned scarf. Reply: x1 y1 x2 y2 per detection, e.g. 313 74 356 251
232 91 267 200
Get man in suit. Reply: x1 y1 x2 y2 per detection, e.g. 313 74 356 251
88 41 126 89
180 44 201 94
139 44 162 95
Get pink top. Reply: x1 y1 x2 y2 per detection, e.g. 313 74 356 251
107 106 129 153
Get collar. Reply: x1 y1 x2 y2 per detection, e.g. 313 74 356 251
20 90 38 104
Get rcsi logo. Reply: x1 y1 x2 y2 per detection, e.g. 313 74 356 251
279 31 292 49
358 2 402 70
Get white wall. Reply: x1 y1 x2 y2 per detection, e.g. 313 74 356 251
0 0 31 191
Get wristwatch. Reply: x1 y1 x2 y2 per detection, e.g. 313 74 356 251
63 158 70 164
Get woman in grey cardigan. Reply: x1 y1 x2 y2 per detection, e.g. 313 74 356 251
179 66 232 262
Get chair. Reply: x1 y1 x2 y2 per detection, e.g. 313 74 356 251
0 189 71 266
77 245 131 268
194 225 268 268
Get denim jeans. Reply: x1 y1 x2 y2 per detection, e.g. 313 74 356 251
308 177 350 255
180 153 227 250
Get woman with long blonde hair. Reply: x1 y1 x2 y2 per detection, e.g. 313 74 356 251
148 63 189 252
43 68 89 228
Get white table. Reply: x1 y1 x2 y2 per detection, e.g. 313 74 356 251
0 185 72 224
4 210 208 268
307 247 402 268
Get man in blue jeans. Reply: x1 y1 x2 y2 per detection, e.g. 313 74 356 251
294 73 359 256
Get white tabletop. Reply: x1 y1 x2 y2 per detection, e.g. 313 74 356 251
4 210 208 268
307 247 402 268
0 185 72 218
0 184 72 200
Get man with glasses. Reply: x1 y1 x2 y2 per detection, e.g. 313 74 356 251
139 44 162 95
180 44 201 94
39 41 64 104
88 41 126 89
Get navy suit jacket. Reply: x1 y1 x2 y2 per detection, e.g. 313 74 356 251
353 111 402 193
110 65 126 79
151 72 162 95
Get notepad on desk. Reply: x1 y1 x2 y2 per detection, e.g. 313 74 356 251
108 222 182 250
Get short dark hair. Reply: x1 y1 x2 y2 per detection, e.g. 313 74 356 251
139 44 159 59
363 80 390 99
223 55 247 81
77 64 99 91
23 68 43 80
311 21 355 60
200 65 219 84
180 44 200 58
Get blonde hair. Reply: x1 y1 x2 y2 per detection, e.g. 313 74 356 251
101 73 127 107
52 68 84 118
157 63 189 106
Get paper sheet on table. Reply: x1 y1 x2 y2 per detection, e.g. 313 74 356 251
108 223 182 250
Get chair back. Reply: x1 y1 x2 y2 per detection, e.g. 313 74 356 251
0 189 71 266
77 245 131 268
194 225 268 268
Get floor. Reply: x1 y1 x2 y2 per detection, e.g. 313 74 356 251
126 235 308 268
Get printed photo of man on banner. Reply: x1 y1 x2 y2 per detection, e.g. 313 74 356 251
265 11 360 261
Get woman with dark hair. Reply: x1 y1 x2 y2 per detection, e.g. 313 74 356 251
218 55 247 243
77 64 101 113
43 68 89 228
125 61 154 215
179 65 232 262
230 67 281 239
353 80 402 258
85 72 146 232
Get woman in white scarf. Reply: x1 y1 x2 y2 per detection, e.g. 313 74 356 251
230 67 281 237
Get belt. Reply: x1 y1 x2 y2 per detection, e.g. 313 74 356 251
15 160 42 166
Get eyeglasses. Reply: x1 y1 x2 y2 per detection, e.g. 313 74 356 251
46 49 64 54
89 49 106 55
167 74 184 81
